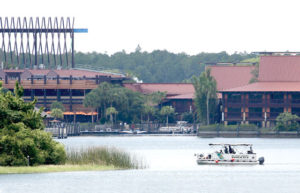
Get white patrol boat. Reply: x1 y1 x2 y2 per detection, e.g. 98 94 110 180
195 143 265 165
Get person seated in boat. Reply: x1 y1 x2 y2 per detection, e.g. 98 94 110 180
224 146 228 154
247 146 254 154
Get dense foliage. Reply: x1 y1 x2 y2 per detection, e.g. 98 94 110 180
75 50 256 83
84 82 144 123
84 82 171 124
0 82 66 166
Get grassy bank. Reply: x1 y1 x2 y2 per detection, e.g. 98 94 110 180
0 146 144 174
0 164 116 174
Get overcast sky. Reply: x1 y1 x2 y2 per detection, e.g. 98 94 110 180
2 0 300 55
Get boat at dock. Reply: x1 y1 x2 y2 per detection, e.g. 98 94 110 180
195 143 265 165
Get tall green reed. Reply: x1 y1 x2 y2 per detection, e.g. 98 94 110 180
66 147 145 169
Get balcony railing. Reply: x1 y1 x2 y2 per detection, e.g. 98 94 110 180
227 112 242 118
248 112 263 119
269 112 281 119
248 98 263 103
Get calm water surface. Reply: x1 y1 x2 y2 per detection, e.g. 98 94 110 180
1 136 300 193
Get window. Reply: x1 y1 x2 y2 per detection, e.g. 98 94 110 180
228 93 241 103
34 89 44 96
249 107 262 118
46 89 57 96
85 89 92 95
72 89 84 96
227 108 241 118
60 89 70 96
249 93 262 103
270 108 283 118
23 89 31 96
292 108 300 116
270 93 284 103
292 93 300 103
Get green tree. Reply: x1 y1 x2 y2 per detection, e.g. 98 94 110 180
51 101 65 111
0 82 66 166
143 105 155 123
276 112 299 131
83 90 100 123
160 106 175 127
51 108 64 120
105 107 118 123
142 91 166 123
192 68 217 125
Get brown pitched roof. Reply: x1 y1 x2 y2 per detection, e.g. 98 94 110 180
166 93 194 99
259 56 300 82
221 82 300 92
124 83 195 98
208 65 255 91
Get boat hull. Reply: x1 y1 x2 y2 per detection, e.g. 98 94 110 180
197 160 259 165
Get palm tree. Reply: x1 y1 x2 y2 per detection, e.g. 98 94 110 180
105 107 118 123
160 106 175 127
142 91 166 124
51 108 64 120
192 68 217 125
143 104 155 124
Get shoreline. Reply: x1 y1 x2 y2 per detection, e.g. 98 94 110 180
0 164 118 174
197 131 300 138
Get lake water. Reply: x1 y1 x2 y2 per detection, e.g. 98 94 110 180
1 136 300 193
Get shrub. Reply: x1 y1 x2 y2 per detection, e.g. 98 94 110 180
0 126 66 166
239 124 257 131
276 112 299 131
0 82 66 166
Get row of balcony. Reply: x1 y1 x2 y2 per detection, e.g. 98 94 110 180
225 112 300 121
226 98 300 105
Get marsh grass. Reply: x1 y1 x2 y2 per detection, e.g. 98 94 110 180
66 147 145 169
0 146 145 174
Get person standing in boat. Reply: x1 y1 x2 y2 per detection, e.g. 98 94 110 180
229 145 235 154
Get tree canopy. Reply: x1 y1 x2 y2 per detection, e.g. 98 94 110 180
276 112 299 131
160 106 175 126
74 50 256 83
51 108 64 120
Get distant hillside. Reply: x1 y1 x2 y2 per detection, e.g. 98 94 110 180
75 50 257 83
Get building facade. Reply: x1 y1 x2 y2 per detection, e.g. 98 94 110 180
221 55 300 127
0 69 128 113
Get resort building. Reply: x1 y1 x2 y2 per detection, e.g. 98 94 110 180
0 69 128 117
221 55 300 127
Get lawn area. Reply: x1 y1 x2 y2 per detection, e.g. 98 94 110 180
0 164 117 174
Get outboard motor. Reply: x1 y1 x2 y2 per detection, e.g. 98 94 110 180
258 157 265 165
